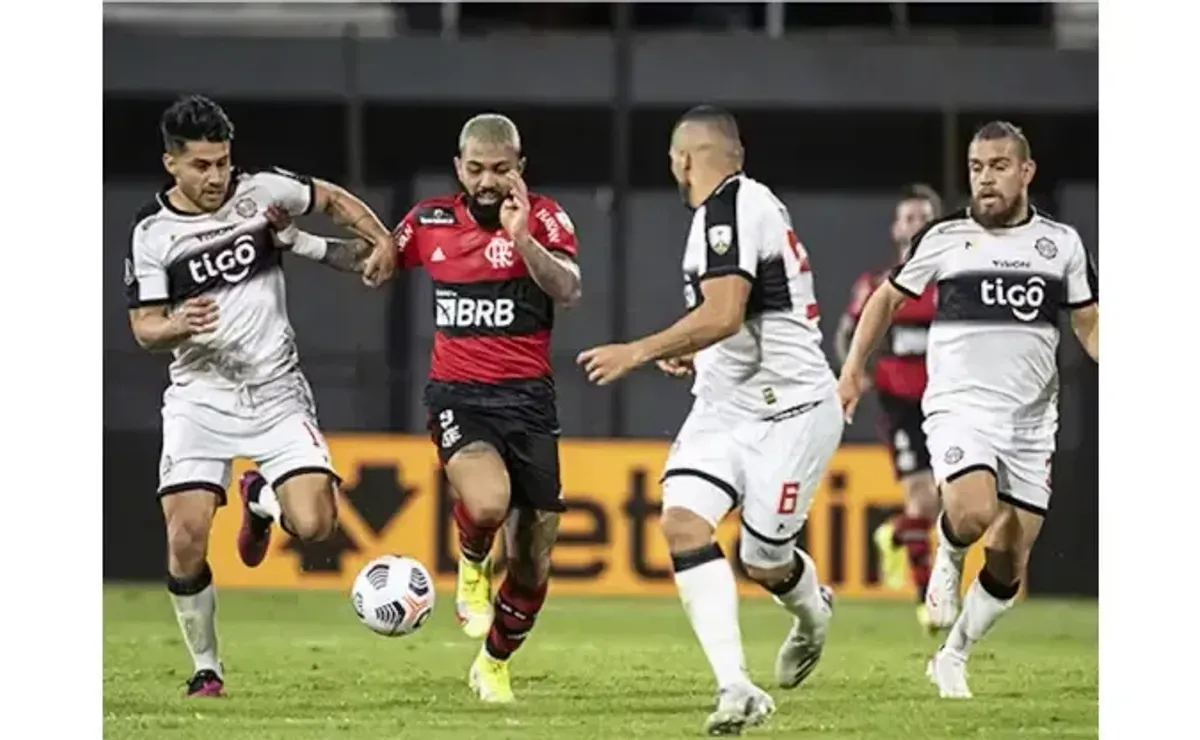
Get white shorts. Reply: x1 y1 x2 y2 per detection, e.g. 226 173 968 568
924 411 1054 515
661 395 844 568
158 372 336 504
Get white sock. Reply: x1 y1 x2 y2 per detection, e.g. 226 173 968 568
673 549 748 690
771 549 826 627
169 571 221 676
248 480 281 521
945 574 1014 657
936 512 969 564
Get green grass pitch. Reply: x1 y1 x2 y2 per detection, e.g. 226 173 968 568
103 585 1097 739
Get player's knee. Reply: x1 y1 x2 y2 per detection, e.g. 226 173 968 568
660 506 714 553
738 538 794 587
943 479 998 542
286 504 337 541
165 516 210 576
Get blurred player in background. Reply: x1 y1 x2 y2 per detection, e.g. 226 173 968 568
392 114 581 703
124 95 395 697
835 184 942 630
838 121 1099 699
578 106 841 735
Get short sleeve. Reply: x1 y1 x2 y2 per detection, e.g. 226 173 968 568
258 167 316 217
890 224 948 298
125 221 169 308
698 182 758 282
1064 234 1098 308
393 208 423 270
531 198 578 258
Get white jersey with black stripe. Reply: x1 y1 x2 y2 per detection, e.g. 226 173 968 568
681 173 835 418
890 208 1098 438
123 168 317 392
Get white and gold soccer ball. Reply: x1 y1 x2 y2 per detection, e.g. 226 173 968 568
350 555 436 637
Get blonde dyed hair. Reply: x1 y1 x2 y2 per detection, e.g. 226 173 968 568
458 113 522 153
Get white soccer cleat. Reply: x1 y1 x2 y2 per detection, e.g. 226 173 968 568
775 584 834 689
926 646 973 699
704 682 776 736
923 548 964 629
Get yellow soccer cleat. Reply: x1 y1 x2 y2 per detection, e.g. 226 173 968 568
916 604 939 635
873 519 910 591
456 555 494 639
468 649 515 704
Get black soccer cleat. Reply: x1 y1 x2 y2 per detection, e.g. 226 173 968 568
185 668 224 697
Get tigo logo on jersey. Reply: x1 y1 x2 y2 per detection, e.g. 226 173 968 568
707 225 733 256
979 275 1046 322
434 290 516 328
188 234 258 285
484 237 515 269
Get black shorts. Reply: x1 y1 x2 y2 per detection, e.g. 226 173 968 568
878 393 932 479
428 404 565 513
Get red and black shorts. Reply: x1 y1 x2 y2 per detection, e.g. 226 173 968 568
425 380 565 513
878 392 932 479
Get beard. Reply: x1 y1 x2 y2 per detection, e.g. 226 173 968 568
970 193 1026 228
463 183 505 230
677 178 692 209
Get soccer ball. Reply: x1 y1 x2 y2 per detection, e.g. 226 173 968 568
350 555 436 637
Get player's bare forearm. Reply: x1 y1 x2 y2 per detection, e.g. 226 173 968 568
319 237 372 273
128 308 188 352
513 235 582 306
1071 304 1099 362
312 179 392 247
845 282 906 373
630 306 739 364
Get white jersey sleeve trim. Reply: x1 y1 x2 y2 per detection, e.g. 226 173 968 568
259 167 317 217
124 208 170 308
890 212 967 297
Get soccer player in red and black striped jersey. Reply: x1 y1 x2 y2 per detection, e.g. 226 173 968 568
835 184 942 631
392 114 581 703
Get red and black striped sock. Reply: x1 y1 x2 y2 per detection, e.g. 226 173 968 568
453 500 499 563
484 579 548 661
893 515 933 601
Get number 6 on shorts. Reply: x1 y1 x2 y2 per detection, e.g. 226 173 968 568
777 481 800 514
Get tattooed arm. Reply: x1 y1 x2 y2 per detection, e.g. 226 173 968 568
310 180 392 248
318 237 373 273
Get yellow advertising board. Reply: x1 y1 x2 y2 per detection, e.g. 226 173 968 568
209 436 988 599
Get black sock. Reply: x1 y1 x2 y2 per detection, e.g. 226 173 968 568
978 566 1020 601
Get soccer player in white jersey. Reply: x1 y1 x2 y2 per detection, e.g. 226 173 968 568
837 121 1099 699
578 106 843 735
124 95 396 697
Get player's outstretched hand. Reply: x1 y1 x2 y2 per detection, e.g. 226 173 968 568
656 356 694 378
172 297 219 336
361 242 396 288
836 367 866 424
577 343 643 386
500 172 531 242
265 204 298 248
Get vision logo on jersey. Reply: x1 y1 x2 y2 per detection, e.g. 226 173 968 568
979 275 1047 323
187 233 259 285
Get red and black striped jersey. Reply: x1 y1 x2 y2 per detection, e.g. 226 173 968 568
845 267 936 401
393 192 579 416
